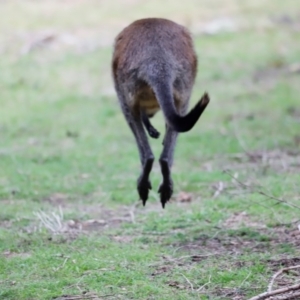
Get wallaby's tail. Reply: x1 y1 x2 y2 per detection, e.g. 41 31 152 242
150 79 210 133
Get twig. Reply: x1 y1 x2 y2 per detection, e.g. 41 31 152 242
272 291 300 300
172 246 185 255
149 252 223 267
197 275 212 292
58 293 127 299
172 253 215 261
239 271 252 288
248 282 300 300
268 265 300 292
213 181 225 198
61 257 70 268
232 121 252 156
128 210 135 224
224 170 249 188
99 292 128 298
224 170 300 210
180 273 194 291
58 295 99 300
258 191 300 210
53 255 70 272
128 201 140 224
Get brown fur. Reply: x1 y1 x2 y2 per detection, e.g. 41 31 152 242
112 18 209 207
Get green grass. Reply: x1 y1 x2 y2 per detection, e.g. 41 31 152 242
1 0 300 299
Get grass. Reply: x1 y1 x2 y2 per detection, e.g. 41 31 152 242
1 0 300 299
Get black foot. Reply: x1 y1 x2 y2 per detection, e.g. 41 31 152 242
141 110 160 139
158 179 173 208
158 158 173 208
148 126 160 139
137 178 152 206
137 156 154 206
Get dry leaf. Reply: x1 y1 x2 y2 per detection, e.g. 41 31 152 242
176 192 192 203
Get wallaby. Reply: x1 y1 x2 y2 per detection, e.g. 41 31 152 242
112 18 210 208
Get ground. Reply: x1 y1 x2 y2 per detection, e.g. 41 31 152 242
0 0 300 299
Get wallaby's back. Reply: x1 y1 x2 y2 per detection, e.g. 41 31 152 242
113 18 197 83
112 18 209 133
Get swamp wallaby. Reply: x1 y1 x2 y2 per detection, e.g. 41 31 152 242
112 18 210 208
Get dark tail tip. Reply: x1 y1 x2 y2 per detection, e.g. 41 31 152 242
170 92 210 133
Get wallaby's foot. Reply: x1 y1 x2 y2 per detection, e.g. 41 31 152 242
158 179 173 208
148 126 160 139
142 111 160 139
137 156 154 206
137 177 152 205
158 158 173 208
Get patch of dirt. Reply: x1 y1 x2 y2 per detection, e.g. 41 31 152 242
34 205 136 238
270 13 300 31
212 149 300 175
53 289 129 300
19 29 116 55
150 221 299 286
152 225 300 299
111 235 134 243
45 193 69 206
151 265 172 277
2 250 31 259
287 106 300 122
175 191 193 203
263 258 300 300
167 280 187 290
266 257 300 270
253 60 300 84
214 287 248 300
0 219 13 229
53 292 100 300
176 225 300 256
40 192 145 236
223 211 266 229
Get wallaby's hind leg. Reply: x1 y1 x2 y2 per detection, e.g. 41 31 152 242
158 126 178 208
141 110 160 139
117 94 154 205
133 119 154 205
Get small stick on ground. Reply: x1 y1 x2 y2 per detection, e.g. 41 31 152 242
128 201 141 224
248 282 300 300
272 290 300 300
180 273 194 291
239 271 252 289
268 265 300 292
224 170 300 210
213 181 225 198
197 275 212 292
56 295 99 300
148 252 223 267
